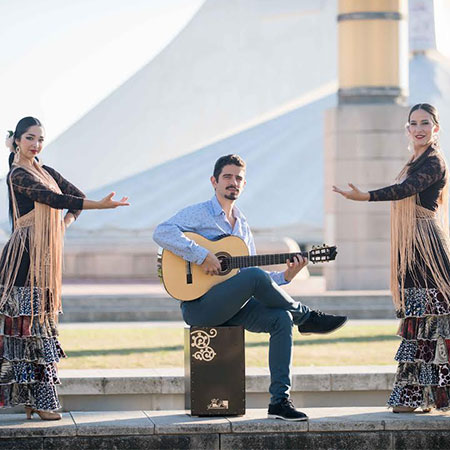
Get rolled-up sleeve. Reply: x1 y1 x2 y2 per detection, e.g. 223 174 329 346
153 206 209 264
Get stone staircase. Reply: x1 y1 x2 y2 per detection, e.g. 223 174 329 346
59 280 395 322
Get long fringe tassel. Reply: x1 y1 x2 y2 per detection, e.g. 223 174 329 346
29 203 64 323
391 197 450 312
1 166 64 324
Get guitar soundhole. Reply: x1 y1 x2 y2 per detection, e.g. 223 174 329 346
216 252 232 275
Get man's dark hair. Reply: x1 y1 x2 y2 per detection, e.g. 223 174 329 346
213 154 246 181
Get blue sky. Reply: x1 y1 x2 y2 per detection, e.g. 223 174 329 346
1 0 450 176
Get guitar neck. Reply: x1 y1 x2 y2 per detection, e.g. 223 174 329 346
229 252 308 269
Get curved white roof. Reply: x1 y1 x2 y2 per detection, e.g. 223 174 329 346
41 0 337 192
71 93 335 239
69 49 450 239
2 0 450 241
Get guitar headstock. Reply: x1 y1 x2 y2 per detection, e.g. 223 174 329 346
308 245 337 264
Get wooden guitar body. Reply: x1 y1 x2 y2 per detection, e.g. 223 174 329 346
158 232 249 301
158 232 336 301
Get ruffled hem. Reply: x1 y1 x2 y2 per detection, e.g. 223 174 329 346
393 362 450 387
0 360 59 385
0 286 42 317
0 286 62 318
395 337 450 364
399 287 450 318
0 382 60 411
387 384 450 410
398 315 450 340
1 335 65 365
0 314 58 338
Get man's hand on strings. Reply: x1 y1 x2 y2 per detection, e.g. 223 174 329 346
284 254 308 282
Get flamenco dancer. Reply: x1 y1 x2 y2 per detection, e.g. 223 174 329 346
334 103 450 412
0 117 129 420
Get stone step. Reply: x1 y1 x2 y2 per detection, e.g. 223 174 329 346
0 366 396 414
59 291 395 322
59 292 182 322
1 407 449 450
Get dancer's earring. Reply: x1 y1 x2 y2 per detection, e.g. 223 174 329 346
13 147 20 164
431 133 440 149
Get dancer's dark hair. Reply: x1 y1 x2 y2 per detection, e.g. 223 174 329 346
408 103 439 126
7 117 43 229
8 117 42 169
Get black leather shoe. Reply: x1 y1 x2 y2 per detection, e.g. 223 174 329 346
298 310 347 334
268 398 308 421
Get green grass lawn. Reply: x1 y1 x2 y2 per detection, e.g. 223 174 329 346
58 323 400 370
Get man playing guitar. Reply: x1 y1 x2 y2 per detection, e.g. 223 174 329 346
153 154 347 421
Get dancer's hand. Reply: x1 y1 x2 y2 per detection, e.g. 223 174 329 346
200 252 221 276
82 193 129 210
332 183 370 201
284 254 308 282
98 192 130 209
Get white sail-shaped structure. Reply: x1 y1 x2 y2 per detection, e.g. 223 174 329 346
41 0 337 192
2 0 450 243
72 92 335 240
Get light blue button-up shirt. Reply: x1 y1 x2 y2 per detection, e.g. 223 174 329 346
153 195 288 285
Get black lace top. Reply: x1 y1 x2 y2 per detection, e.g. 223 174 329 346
369 148 448 212
7 165 85 219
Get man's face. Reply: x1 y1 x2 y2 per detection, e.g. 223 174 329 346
211 164 246 201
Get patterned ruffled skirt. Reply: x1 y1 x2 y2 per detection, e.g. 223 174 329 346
0 286 65 411
387 287 450 410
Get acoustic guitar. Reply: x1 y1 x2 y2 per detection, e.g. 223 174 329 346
157 232 337 301
158 232 337 301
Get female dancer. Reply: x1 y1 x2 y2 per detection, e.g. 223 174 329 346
0 117 129 420
334 103 450 412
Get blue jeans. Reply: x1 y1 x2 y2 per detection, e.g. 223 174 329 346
181 267 311 404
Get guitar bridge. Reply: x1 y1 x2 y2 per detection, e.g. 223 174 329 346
186 261 193 284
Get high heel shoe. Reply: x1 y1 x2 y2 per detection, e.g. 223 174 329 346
25 406 61 421
392 406 417 413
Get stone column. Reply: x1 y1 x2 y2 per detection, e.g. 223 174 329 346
324 0 409 290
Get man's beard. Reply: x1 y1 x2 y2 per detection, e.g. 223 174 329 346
225 190 239 200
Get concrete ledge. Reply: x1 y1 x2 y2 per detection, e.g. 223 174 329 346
0 366 394 415
1 408 449 450
51 366 397 412
58 366 396 395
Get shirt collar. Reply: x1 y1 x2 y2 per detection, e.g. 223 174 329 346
210 195 243 219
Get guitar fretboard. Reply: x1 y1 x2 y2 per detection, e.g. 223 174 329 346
229 252 308 269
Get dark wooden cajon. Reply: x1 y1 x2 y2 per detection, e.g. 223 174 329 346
184 326 245 416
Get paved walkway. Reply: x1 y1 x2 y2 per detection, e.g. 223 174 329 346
1 407 449 449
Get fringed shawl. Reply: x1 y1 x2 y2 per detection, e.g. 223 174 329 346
0 161 64 323
391 151 450 312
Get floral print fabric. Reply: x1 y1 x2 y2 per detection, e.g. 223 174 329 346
0 287 64 411
388 287 450 410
